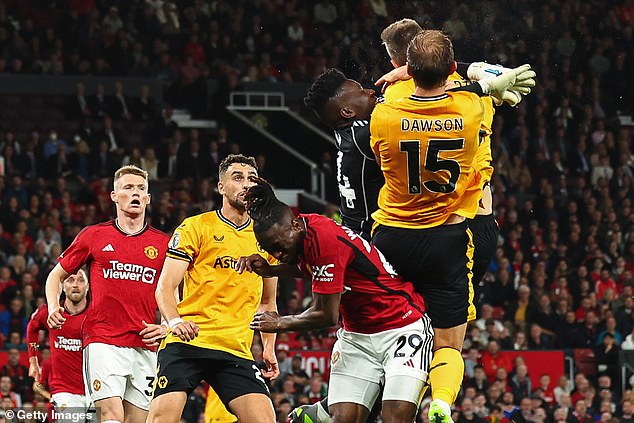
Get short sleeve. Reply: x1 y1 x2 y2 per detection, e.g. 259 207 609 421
305 224 350 295
166 218 200 263
58 227 92 274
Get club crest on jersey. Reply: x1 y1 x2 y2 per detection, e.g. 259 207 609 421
312 264 334 282
331 351 340 364
93 379 101 391
144 246 159 259
170 233 180 249
157 376 168 389
213 235 224 242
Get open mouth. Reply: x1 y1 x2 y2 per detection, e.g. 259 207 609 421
131 199 141 206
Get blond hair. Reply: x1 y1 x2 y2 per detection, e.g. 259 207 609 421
113 165 148 189
381 19 423 67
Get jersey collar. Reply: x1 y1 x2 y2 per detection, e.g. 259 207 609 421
113 219 149 236
409 94 449 101
216 210 251 231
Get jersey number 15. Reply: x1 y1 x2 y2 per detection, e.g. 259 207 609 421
400 138 464 195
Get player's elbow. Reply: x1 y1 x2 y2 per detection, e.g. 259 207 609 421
321 311 339 328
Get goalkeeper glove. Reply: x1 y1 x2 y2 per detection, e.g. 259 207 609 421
468 62 536 106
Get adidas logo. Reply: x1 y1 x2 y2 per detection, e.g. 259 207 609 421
102 244 115 252
403 358 415 368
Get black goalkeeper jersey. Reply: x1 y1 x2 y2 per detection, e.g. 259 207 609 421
333 119 384 240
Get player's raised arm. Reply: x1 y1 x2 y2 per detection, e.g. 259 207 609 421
258 276 279 380
155 257 199 341
45 263 70 329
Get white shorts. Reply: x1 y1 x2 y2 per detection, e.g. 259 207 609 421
327 316 434 410
51 393 92 423
83 343 157 411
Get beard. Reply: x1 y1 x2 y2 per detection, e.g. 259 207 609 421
228 195 246 212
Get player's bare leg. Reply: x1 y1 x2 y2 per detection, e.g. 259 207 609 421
123 400 148 423
95 397 125 422
228 393 275 423
329 402 369 423
146 391 188 423
381 400 418 423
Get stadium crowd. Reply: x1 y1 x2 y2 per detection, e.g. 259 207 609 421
0 0 633 422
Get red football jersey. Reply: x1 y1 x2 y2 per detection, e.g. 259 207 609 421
27 304 85 395
58 221 169 348
298 214 426 334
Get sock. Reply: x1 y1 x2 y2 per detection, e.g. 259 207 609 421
101 420 123 423
429 347 464 406
317 399 333 422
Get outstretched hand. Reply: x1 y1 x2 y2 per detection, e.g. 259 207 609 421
250 311 284 333
236 254 274 276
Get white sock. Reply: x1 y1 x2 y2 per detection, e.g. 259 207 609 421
316 401 333 423
101 420 123 423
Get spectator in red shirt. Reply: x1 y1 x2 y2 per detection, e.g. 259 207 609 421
0 375 21 407
595 269 618 300
0 348 32 403
575 296 596 322
480 339 513 383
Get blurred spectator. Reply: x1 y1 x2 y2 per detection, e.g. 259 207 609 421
0 298 27 339
0 375 21 407
480 339 512 384
0 348 31 404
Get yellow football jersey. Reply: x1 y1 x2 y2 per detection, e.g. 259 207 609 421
163 210 276 360
370 91 484 229
205 387 237 423
384 72 495 184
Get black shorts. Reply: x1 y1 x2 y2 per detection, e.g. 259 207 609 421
153 343 270 406
468 213 499 284
372 221 475 329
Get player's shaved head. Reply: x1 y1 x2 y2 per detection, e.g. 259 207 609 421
381 18 423 67
407 30 455 89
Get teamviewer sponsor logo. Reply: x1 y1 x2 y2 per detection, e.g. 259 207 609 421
54 336 82 351
103 260 157 284
312 264 334 282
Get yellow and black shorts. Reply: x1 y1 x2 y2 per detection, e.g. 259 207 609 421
372 221 475 328
153 343 270 406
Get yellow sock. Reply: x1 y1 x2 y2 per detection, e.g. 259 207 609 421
429 347 464 406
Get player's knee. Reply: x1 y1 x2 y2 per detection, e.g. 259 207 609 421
146 407 176 423
433 325 467 351
381 401 417 423
330 404 367 423
95 401 124 422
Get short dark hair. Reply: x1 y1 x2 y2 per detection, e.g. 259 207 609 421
407 30 454 89
218 154 258 178
245 177 290 234
304 68 347 118
381 19 423 67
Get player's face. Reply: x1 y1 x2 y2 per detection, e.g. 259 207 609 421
111 174 150 217
257 218 303 265
218 163 258 212
63 271 88 304
338 79 378 121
